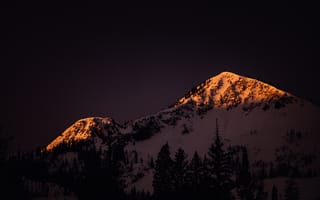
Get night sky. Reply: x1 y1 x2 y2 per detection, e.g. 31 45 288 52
2 2 320 151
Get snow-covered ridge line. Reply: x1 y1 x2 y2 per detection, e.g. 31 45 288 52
43 71 320 197
45 71 301 152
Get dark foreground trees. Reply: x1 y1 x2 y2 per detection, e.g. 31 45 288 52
5 118 303 200
152 142 174 197
152 119 236 200
0 129 30 199
284 178 300 200
207 119 234 200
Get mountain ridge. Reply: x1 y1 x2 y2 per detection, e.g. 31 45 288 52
40 71 320 198
46 71 303 152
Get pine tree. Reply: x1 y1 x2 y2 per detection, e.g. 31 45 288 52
130 186 137 199
153 143 174 197
187 151 202 191
207 119 233 200
237 147 254 200
172 148 188 193
149 157 155 168
284 178 299 200
75 145 125 200
269 162 275 178
272 184 278 200
258 162 267 180
202 154 212 193
254 180 267 200
0 129 29 199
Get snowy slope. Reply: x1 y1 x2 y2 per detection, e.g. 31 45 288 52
46 117 122 151
126 101 320 193
45 71 320 196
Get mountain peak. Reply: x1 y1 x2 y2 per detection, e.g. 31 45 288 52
215 71 240 77
174 71 294 110
46 117 118 151
46 71 298 152
208 71 245 85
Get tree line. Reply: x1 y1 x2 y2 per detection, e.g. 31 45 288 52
0 121 302 200
145 120 300 200
150 120 265 200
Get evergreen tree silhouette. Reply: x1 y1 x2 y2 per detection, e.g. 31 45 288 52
237 147 254 200
69 143 124 200
201 154 212 194
153 142 174 198
187 151 212 199
187 151 202 192
269 162 275 178
0 128 30 199
284 178 299 200
207 119 233 200
172 148 188 190
272 184 278 200
172 148 188 197
254 180 267 200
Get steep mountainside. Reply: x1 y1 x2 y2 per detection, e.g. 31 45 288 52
45 71 320 198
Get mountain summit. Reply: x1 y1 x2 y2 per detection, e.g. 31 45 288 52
46 117 121 151
174 71 294 111
46 71 303 153
43 71 320 198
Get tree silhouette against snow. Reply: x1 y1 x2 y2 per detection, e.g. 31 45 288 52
272 184 278 200
172 148 189 198
284 178 299 200
207 119 234 200
237 147 254 200
153 142 174 198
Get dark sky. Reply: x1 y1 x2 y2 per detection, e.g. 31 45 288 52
1 1 320 151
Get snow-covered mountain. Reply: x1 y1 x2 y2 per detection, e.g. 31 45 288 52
46 117 122 151
173 71 294 110
45 71 320 199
